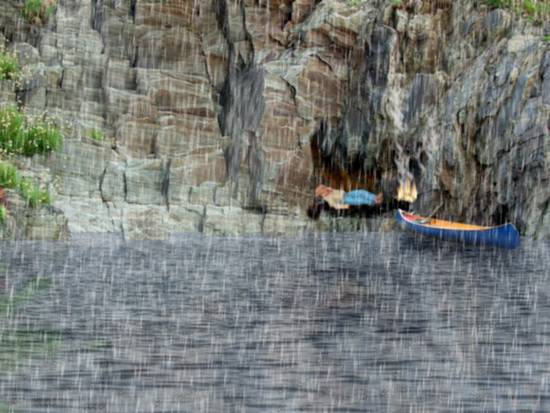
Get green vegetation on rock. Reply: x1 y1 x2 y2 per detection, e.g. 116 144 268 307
23 120 63 156
18 177 51 207
0 162 51 208
0 49 20 81
87 129 104 141
0 205 5 225
0 107 59 211
22 0 56 25
0 162 19 189
0 106 62 156
0 107 25 155
347 0 364 7
484 0 550 23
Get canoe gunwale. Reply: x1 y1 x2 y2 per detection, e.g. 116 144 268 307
395 209 521 249
400 211 497 232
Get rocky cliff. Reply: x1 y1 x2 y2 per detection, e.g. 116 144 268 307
0 0 548 239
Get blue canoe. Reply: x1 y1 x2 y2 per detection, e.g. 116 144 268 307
396 209 520 249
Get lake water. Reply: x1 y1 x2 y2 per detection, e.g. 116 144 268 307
0 232 549 412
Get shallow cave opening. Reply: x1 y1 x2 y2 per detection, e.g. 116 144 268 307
492 204 510 226
308 126 408 220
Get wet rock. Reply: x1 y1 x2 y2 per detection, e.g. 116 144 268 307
263 213 311 236
53 196 115 234
169 150 227 189
0 0 547 239
11 42 41 66
100 162 126 203
168 205 204 234
189 182 220 206
203 205 263 235
122 205 170 240
0 191 69 240
24 208 70 240
48 140 115 198
115 119 158 157
125 159 167 205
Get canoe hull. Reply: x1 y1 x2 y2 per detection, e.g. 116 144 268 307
396 209 520 249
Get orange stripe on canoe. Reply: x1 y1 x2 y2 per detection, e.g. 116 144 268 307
401 211 487 231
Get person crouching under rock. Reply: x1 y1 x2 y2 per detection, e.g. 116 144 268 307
307 185 383 219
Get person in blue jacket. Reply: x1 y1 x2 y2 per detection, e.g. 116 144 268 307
343 189 383 206
307 185 384 219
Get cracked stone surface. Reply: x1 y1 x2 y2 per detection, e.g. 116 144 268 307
0 0 548 239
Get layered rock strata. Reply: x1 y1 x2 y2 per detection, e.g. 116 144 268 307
0 0 547 239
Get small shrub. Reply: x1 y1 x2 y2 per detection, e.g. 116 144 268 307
22 0 56 25
0 107 26 154
522 0 536 15
0 164 49 208
0 162 20 189
87 129 104 141
0 49 20 81
22 0 42 22
484 0 549 22
392 0 403 7
544 35 550 42
347 0 363 7
485 0 503 7
18 178 50 207
23 120 62 156
0 205 6 225
0 107 62 157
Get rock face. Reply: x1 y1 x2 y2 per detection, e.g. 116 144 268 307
0 0 548 239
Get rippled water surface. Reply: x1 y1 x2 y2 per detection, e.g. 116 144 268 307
0 232 549 412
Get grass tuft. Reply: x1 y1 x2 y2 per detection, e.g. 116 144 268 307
22 0 56 25
0 205 6 225
87 129 104 141
484 0 550 23
0 106 62 157
0 49 20 82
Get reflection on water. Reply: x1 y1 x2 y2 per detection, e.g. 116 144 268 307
0 233 548 412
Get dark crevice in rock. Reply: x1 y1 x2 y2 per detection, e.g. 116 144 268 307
122 170 128 203
245 132 264 207
90 0 103 33
120 209 126 241
492 203 510 226
57 69 64 88
219 68 266 136
311 23 398 190
259 210 266 234
218 66 266 202
130 47 138 68
129 0 137 22
214 0 229 38
98 166 108 203
197 206 206 233
536 200 549 238
311 121 375 191
161 159 171 212
239 1 255 67
280 3 293 29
